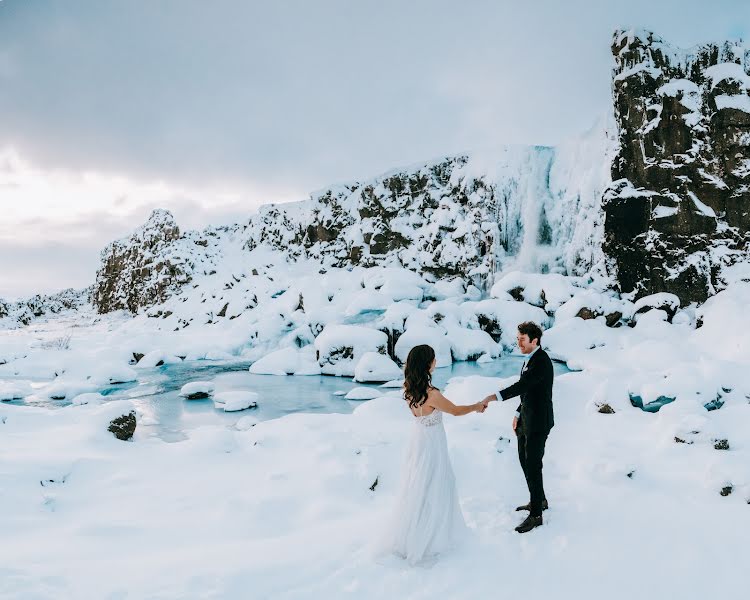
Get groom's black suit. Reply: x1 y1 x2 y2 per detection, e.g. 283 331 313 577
497 347 554 518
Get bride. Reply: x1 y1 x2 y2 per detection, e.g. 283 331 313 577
376 344 486 566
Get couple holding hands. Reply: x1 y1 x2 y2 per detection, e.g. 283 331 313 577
377 321 555 566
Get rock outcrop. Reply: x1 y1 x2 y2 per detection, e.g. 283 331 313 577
603 29 750 302
107 411 137 441
93 209 211 313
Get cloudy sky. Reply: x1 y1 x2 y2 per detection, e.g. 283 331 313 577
1 0 747 298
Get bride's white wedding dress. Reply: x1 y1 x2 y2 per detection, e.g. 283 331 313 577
376 404 468 566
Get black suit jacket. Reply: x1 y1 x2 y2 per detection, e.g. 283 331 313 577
498 348 554 435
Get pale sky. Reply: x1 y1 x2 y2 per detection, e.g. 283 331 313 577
0 0 747 299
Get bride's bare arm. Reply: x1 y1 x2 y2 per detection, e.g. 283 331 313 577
426 389 483 416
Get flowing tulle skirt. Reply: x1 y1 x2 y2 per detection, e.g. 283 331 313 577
375 417 468 566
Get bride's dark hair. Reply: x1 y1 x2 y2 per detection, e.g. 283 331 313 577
403 344 436 409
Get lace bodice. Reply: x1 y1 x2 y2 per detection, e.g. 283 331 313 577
415 409 442 427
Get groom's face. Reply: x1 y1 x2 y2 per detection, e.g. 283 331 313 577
517 333 537 354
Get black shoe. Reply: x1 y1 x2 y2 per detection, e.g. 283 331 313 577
515 499 548 512
515 514 543 533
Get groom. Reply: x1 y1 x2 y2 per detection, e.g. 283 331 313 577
483 321 554 534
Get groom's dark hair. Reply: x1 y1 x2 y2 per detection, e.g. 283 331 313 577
518 321 543 345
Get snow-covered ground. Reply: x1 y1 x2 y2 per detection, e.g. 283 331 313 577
2 265 749 598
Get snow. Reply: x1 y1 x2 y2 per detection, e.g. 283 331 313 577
0 381 31 401
249 347 321 376
490 272 580 311
715 94 750 113
1 335 748 597
633 292 680 315
344 387 384 400
353 352 402 383
179 381 215 398
235 415 259 430
136 350 183 368
70 392 105 406
554 290 632 323
380 379 405 388
213 390 259 412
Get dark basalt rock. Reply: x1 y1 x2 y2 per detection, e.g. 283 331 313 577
597 403 616 414
603 30 750 303
576 307 599 320
108 411 137 441
714 438 730 450
605 311 623 327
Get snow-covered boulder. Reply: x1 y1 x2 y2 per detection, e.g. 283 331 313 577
314 325 388 377
82 363 139 386
555 290 633 325
213 391 259 412
41 378 99 400
344 387 383 400
179 381 215 400
445 325 499 361
136 350 183 368
394 325 452 367
490 272 579 311
249 347 320 376
633 293 680 322
353 352 402 383
71 392 105 406
380 379 405 388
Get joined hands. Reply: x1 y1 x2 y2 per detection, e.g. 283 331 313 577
475 394 497 414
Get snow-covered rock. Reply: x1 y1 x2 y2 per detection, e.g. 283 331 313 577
314 325 388 377
394 324 452 368
179 381 215 399
344 387 383 400
71 392 105 406
353 352 402 383
213 391 259 412
249 347 320 376
136 351 183 368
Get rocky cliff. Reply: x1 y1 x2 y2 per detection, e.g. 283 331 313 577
604 29 750 302
93 136 611 314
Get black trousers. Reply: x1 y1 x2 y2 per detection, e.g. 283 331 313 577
517 428 549 517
